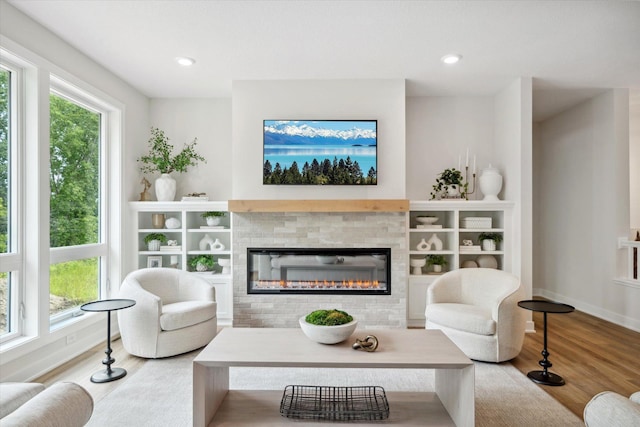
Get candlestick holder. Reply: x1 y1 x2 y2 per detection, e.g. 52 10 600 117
464 166 476 200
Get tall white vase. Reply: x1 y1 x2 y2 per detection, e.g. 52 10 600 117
479 165 503 201
155 173 176 201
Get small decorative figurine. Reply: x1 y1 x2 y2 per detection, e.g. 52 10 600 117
352 335 379 352
139 177 152 201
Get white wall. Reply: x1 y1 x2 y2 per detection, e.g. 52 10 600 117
231 79 406 199
405 96 494 200
630 89 640 232
0 1 150 381
148 98 233 200
534 90 638 331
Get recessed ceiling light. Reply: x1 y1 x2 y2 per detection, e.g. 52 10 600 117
175 57 196 67
441 54 462 65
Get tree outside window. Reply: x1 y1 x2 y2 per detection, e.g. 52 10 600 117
49 93 101 317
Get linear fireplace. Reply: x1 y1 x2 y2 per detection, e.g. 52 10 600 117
247 248 391 295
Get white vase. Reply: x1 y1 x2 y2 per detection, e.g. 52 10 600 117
479 165 503 201
209 238 225 251
147 240 161 251
433 265 443 273
196 262 209 272
206 217 221 226
155 173 176 201
416 238 431 251
427 234 443 251
482 239 497 251
199 234 214 251
446 184 460 198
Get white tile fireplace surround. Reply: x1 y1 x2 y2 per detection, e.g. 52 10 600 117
232 212 408 328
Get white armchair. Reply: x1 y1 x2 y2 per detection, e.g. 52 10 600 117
425 268 526 362
118 268 217 358
584 391 640 427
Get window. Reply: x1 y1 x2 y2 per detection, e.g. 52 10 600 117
0 62 20 342
49 85 107 324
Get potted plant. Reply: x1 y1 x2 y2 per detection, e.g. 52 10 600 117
201 211 226 226
430 168 468 200
144 233 167 251
189 255 215 272
478 232 503 251
137 127 206 201
426 254 448 273
299 309 357 344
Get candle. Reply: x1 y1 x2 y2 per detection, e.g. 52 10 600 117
466 148 469 167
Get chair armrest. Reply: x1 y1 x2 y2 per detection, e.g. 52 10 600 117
584 391 640 427
1 382 93 427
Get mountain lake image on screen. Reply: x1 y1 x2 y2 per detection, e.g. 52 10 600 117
263 120 377 185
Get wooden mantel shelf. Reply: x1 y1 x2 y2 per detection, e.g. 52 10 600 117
228 199 409 213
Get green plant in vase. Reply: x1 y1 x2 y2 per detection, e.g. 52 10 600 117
426 254 448 273
144 233 167 251
478 232 503 251
201 211 226 226
430 168 468 200
137 127 206 201
189 255 215 272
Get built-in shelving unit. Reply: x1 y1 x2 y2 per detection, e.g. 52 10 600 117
407 200 514 327
129 201 233 325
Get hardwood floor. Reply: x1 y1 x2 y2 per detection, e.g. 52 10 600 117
511 305 640 419
35 309 640 422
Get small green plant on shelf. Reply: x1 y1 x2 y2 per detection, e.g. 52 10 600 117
144 233 167 244
305 309 353 326
426 255 448 266
430 168 468 200
478 232 503 243
189 255 215 272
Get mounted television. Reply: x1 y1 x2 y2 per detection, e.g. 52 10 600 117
263 120 377 185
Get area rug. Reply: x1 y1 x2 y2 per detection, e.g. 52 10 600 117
88 351 582 426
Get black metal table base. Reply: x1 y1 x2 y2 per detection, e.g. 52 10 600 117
527 370 565 386
91 367 127 383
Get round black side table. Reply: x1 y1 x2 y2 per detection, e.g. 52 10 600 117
518 299 575 386
81 299 136 383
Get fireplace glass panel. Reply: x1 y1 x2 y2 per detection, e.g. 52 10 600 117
247 248 391 295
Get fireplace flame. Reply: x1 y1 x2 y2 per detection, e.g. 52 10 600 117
258 279 381 290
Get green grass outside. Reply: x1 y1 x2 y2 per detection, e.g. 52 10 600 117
50 258 99 314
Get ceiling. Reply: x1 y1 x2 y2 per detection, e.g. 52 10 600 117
6 0 640 121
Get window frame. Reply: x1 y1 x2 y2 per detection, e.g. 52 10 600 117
0 58 24 344
48 77 110 326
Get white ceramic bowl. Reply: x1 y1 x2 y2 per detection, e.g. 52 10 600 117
416 216 438 225
315 255 337 264
299 316 357 344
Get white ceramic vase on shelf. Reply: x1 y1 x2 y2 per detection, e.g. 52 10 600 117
199 234 214 251
206 217 221 226
155 173 176 201
209 238 225 251
479 165 503 201
482 239 497 251
427 234 443 251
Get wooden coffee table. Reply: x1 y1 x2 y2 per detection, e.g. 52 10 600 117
193 328 474 426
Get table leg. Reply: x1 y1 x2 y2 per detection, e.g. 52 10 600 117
435 364 475 427
91 310 127 383
193 363 229 427
527 312 565 386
